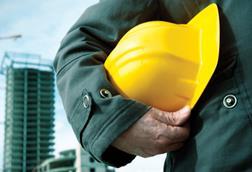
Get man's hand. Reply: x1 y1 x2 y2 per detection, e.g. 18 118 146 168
112 106 191 158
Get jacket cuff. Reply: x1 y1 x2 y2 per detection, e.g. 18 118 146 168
82 99 150 167
102 146 135 168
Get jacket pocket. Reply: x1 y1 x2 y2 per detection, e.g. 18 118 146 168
69 89 92 147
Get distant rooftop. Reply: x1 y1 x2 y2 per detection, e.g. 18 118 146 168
0 51 53 74
60 149 76 158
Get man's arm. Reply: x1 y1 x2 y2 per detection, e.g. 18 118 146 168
54 0 158 167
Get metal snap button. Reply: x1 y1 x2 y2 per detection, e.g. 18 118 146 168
83 94 91 108
99 88 112 98
223 94 237 109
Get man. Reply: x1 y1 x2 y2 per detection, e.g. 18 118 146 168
54 0 252 171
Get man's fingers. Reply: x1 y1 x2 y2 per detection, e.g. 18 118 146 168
152 106 191 126
165 123 190 141
157 122 190 142
113 106 191 157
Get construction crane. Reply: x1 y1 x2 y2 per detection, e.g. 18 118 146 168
0 35 22 126
0 34 22 75
0 34 22 41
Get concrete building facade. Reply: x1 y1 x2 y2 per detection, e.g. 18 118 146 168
2 52 55 172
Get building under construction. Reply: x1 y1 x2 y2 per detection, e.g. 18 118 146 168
1 52 55 172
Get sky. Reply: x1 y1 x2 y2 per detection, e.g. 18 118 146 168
0 1 165 171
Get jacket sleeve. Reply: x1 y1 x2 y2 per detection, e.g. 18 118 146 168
54 0 158 167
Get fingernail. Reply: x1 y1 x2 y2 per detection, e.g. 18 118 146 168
180 105 190 114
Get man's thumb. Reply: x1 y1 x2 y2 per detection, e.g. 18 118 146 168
167 106 191 126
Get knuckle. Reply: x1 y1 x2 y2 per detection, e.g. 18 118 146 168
155 136 171 146
150 107 159 117
153 122 168 139
168 126 187 141
168 112 178 125
169 126 179 137
153 127 164 140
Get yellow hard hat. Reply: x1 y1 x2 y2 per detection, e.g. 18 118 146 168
104 4 220 111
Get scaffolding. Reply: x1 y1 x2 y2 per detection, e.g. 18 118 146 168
1 52 55 172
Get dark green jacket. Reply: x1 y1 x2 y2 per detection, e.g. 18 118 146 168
54 0 252 171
